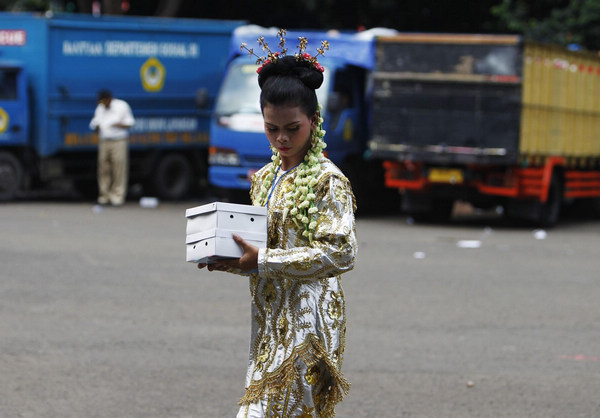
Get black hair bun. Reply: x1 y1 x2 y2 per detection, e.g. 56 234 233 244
258 55 324 90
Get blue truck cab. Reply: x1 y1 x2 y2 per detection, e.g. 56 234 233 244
0 13 243 201
208 27 396 211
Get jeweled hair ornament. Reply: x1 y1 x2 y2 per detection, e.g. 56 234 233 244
241 29 329 75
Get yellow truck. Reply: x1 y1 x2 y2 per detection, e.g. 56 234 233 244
368 33 600 225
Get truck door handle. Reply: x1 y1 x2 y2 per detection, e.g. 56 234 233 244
11 125 21 133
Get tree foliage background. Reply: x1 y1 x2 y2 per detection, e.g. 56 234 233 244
2 0 600 51
492 0 600 50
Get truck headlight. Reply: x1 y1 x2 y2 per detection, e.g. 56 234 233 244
209 146 240 166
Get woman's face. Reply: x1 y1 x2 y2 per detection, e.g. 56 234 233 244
263 103 318 171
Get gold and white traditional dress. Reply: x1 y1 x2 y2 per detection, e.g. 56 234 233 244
236 157 357 418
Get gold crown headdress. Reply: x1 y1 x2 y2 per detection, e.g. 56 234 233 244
240 29 329 74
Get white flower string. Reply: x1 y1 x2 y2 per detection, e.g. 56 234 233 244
259 105 327 245
258 150 280 205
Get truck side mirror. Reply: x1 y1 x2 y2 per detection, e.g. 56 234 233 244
195 88 208 108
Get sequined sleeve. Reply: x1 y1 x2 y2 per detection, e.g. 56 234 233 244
257 173 357 281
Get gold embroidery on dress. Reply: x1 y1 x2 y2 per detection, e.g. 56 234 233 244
262 280 277 313
268 391 286 418
305 364 320 385
255 335 272 372
327 290 343 330
332 345 341 365
277 308 289 341
250 276 269 364
288 372 304 415
318 280 333 351
297 307 312 317
336 283 347 370
297 404 315 418
291 257 318 271
239 334 350 406
251 315 266 364
282 385 292 417
334 186 347 206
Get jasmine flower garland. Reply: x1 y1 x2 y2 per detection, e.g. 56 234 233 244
260 105 327 245
258 150 280 204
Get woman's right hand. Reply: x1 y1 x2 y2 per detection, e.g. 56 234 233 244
197 262 233 272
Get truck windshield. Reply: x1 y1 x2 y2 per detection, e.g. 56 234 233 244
0 69 18 100
215 62 330 116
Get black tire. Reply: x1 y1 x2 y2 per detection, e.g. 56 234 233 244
408 198 454 223
0 152 23 201
537 172 562 227
430 198 455 222
152 153 193 200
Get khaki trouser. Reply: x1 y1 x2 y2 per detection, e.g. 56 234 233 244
97 138 128 205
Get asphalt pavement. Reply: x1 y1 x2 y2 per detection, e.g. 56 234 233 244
1 199 599 417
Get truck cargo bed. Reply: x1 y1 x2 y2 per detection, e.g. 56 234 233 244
369 34 600 166
370 34 523 165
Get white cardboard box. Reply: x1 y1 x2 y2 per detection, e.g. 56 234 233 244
185 202 267 263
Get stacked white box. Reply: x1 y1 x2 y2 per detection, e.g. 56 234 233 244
185 202 267 263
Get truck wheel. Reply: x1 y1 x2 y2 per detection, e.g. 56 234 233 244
537 173 562 227
152 153 193 200
430 198 455 222
411 198 454 223
0 152 23 201
403 192 453 223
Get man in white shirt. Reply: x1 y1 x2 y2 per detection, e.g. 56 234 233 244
89 90 135 206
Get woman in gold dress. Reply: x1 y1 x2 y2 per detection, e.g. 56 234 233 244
200 35 357 417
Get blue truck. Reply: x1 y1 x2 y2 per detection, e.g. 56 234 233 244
208 26 400 211
0 12 243 201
